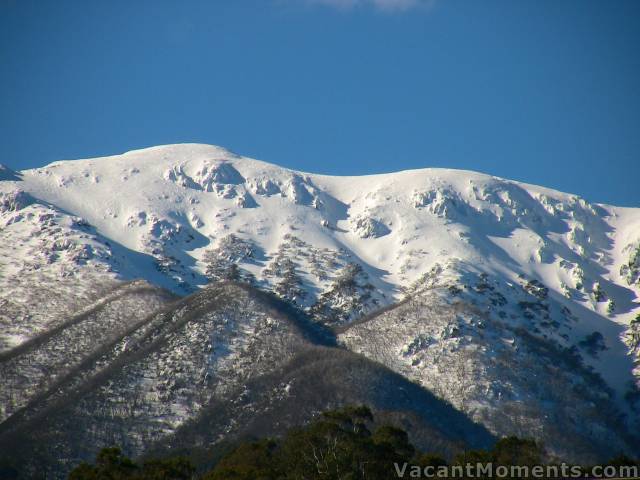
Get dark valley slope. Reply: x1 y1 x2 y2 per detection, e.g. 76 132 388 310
0 282 494 478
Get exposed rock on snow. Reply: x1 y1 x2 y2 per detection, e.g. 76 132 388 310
236 191 258 208
193 161 245 189
248 177 281 196
0 190 34 212
412 187 469 219
349 214 391 238
284 174 314 205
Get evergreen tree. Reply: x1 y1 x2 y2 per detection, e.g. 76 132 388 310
203 234 256 285
202 439 279 480
68 447 139 479
273 258 306 305
491 436 543 467
593 281 607 302
204 405 412 480
310 262 377 325
68 447 194 479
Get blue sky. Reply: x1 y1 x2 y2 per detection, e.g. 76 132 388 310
1 0 638 206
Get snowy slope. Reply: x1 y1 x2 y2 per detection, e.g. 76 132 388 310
1 144 639 438
339 283 638 463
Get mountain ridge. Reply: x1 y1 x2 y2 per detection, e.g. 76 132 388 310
1 143 639 473
28 143 628 207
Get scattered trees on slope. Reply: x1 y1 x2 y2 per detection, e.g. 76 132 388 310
272 258 307 306
203 234 256 285
310 263 378 325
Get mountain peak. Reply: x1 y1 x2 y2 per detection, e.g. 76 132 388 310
1 144 639 420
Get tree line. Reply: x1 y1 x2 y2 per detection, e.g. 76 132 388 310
65 405 639 479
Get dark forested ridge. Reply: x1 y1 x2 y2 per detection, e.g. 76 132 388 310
59 405 639 479
1 279 639 478
0 283 492 478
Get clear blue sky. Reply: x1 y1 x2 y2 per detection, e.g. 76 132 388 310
1 0 638 206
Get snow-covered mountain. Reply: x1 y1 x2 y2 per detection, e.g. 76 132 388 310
1 144 639 470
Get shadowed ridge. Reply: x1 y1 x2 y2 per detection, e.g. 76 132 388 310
0 282 493 478
229 281 338 347
0 164 21 181
0 282 178 433
0 281 176 363
151 344 496 474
